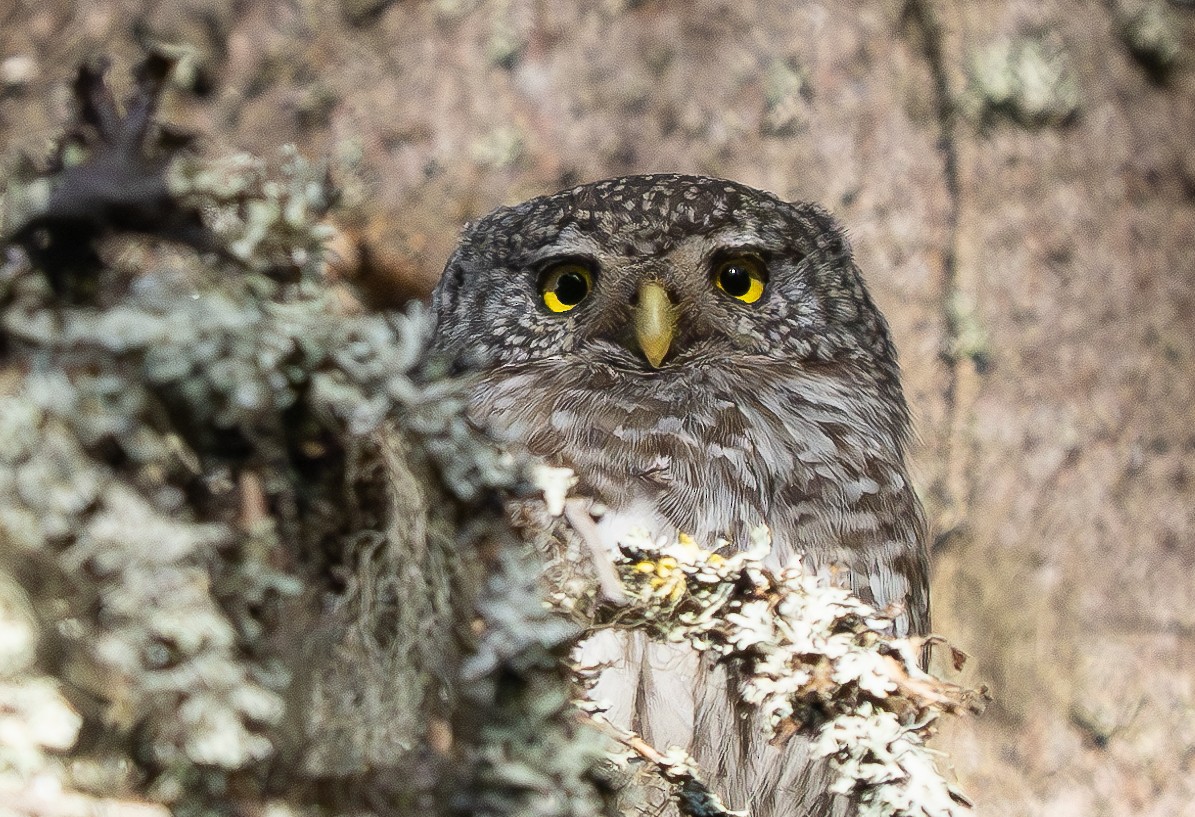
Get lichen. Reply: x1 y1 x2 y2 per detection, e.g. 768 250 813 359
1117 2 1181 81
553 528 983 817
761 57 810 136
0 56 606 816
963 36 1080 128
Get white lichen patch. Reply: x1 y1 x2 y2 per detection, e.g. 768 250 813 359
531 464 578 517
567 528 980 817
0 677 82 779
0 575 37 678
0 576 82 786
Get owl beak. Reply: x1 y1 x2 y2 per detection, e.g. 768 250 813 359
633 280 677 368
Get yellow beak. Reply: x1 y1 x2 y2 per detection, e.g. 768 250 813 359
633 281 677 368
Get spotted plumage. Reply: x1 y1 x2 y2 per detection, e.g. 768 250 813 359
432 174 930 817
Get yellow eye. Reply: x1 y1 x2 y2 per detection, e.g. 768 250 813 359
540 262 593 313
714 256 767 304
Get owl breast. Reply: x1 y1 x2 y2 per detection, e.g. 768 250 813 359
471 350 922 609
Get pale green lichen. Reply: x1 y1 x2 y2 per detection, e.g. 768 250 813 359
169 147 337 277
0 575 37 677
0 569 83 793
0 677 83 779
761 57 810 136
0 129 608 817
453 541 609 817
1118 2 1181 79
963 36 1080 128
943 290 990 372
470 125 526 171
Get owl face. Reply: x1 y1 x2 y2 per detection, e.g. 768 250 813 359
433 174 899 393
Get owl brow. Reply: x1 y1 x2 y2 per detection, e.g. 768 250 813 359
706 244 772 265
524 232 605 266
528 253 600 274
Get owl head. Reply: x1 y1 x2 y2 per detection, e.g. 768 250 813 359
433 174 907 431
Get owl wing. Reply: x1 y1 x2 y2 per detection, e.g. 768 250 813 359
687 515 930 817
717 484 931 816
766 491 932 642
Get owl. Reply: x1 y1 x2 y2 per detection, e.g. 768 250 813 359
431 174 929 817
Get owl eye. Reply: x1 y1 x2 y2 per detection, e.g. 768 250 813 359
713 255 767 304
539 262 594 313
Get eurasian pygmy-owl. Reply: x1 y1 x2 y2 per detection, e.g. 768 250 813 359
431 174 929 817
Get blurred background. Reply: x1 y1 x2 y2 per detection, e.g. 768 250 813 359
1 1 1192 814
